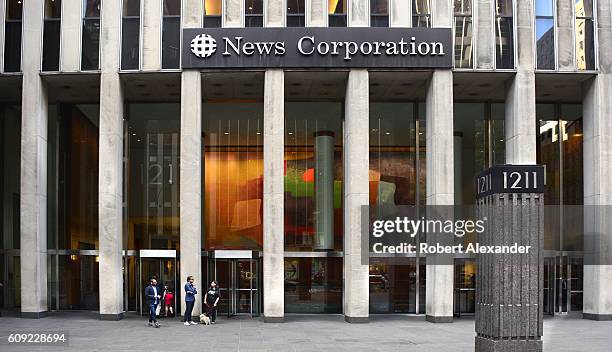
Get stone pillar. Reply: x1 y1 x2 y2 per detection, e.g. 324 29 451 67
307 0 327 27
556 0 574 71
263 69 285 322
180 0 203 319
20 0 48 319
476 0 494 69
0 0 5 71
582 0 612 320
98 0 125 320
505 0 536 165
390 0 411 27
314 132 334 250
142 0 162 71
224 0 244 27
343 69 370 323
425 0 454 323
60 0 82 71
262 0 285 322
349 0 369 27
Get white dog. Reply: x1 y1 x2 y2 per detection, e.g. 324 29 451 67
199 314 211 325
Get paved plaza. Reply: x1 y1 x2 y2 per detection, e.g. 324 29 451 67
0 312 610 351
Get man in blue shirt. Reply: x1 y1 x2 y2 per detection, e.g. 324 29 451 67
145 278 161 328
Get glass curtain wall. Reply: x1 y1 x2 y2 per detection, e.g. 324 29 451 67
413 0 431 28
204 0 222 27
202 103 264 251
535 0 555 69
0 105 21 311
328 0 347 27
3 0 23 72
495 0 515 68
82 0 101 70
454 0 473 68
47 104 100 310
245 0 264 27
42 0 62 71
162 0 181 69
575 0 595 70
287 0 306 27
121 0 141 70
284 102 343 313
368 102 426 314
371 0 389 27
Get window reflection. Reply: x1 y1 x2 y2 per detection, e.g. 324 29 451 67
4 0 23 72
162 0 181 69
284 103 343 252
245 0 263 27
371 0 389 27
413 0 431 28
454 0 473 68
82 0 101 70
126 104 180 250
43 0 62 71
121 0 141 70
328 0 347 27
575 0 595 70
535 0 555 69
369 259 419 313
204 0 222 27
203 103 264 251
287 0 305 27
495 0 514 68
284 257 342 313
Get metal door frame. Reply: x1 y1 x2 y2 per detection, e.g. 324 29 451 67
138 249 177 316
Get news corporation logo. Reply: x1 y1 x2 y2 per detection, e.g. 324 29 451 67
190 33 216 58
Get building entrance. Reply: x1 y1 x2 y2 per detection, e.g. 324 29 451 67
138 250 178 316
206 251 261 317
544 255 583 315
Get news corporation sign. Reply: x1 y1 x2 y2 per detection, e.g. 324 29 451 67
182 27 452 69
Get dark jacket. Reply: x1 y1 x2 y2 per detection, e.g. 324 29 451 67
184 282 197 302
145 284 160 305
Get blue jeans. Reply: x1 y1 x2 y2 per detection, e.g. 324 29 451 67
148 302 158 323
184 300 194 322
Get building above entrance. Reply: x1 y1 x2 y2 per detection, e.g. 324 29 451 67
182 28 452 69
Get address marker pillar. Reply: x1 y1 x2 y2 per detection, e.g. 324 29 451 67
475 166 545 352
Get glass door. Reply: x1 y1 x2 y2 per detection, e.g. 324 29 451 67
543 255 583 315
138 250 178 317
207 254 260 317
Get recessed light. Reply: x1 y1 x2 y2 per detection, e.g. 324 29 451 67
385 132 391 135
288 132 293 135
224 132 229 135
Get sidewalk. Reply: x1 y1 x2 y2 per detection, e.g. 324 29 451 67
0 312 610 351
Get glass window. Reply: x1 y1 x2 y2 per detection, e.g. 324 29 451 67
453 103 505 205
203 103 264 251
287 0 306 27
1 106 21 252
535 0 555 69
413 0 431 28
371 0 389 27
245 0 263 27
495 0 514 68
126 104 180 250
82 0 101 70
454 0 473 68
47 105 100 250
369 258 420 314
204 0 222 27
43 0 62 71
328 0 347 27
162 0 181 69
454 259 476 315
53 255 99 310
284 257 342 313
4 0 23 72
122 0 141 70
284 103 343 252
575 0 595 70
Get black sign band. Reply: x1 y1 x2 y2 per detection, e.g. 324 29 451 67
182 27 453 69
476 165 546 199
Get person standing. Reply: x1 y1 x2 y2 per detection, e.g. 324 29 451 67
144 278 161 328
204 280 220 324
183 276 198 326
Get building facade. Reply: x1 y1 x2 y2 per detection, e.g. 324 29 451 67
0 0 611 322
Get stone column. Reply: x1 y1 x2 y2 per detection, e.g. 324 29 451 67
142 0 163 71
60 0 82 71
263 69 285 322
349 0 369 27
390 0 411 27
505 0 536 165
556 0 574 71
476 0 494 69
307 0 327 27
224 0 244 27
582 0 612 321
424 0 454 323
343 69 370 323
180 0 203 319
20 0 48 318
0 0 5 71
98 0 125 320
263 0 286 323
